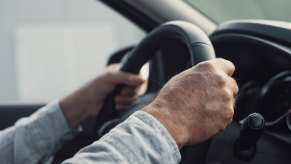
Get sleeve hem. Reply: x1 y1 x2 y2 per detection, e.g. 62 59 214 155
15 100 80 159
132 111 181 163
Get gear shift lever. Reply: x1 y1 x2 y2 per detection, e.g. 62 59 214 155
234 113 265 161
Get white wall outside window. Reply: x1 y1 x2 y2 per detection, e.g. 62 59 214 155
0 0 144 102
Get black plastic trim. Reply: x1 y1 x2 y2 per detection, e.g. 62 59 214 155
0 104 44 130
211 20 291 47
211 33 291 59
99 0 157 32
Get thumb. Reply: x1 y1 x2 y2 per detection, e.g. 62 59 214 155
109 72 144 87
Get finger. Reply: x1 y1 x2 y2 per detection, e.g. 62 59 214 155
121 87 140 97
109 72 145 87
221 101 235 125
115 96 137 105
106 64 122 72
214 58 235 76
115 96 137 110
228 77 239 96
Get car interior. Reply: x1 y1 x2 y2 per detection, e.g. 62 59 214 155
0 0 290 163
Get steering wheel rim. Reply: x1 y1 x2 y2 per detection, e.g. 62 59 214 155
96 21 216 133
95 20 216 163
121 21 216 74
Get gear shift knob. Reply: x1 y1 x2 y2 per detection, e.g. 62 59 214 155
234 113 265 161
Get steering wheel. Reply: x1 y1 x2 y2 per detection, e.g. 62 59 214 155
96 21 216 163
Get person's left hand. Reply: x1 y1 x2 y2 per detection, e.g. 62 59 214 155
95 64 145 111
60 64 145 128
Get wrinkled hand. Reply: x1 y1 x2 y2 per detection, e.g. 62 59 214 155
91 64 145 111
143 58 238 148
61 64 144 128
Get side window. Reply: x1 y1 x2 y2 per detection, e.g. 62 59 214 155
0 0 144 102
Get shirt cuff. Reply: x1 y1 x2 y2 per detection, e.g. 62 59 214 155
45 101 81 140
63 110 181 163
15 101 80 158
130 111 181 163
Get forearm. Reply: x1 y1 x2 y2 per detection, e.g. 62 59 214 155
60 82 104 128
0 101 79 164
63 111 181 164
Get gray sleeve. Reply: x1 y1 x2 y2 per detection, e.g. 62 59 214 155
0 101 79 164
63 111 181 164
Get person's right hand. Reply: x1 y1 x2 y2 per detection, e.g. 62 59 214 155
143 58 238 148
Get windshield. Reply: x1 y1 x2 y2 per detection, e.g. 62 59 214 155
185 0 291 24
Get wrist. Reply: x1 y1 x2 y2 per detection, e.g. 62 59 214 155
60 93 95 128
143 100 189 149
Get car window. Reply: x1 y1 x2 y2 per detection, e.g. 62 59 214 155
0 0 144 102
185 0 291 23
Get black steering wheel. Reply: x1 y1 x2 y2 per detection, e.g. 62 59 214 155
96 21 216 163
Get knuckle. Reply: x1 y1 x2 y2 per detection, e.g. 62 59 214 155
218 58 235 70
224 88 233 97
196 61 215 72
227 60 235 71
214 74 227 87
223 89 233 102
219 88 233 104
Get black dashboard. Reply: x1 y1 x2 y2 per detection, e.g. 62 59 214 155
204 20 291 164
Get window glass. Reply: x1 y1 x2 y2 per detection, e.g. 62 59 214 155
0 0 144 102
185 0 291 23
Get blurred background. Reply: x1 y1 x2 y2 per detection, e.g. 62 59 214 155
187 0 291 23
0 0 290 102
0 0 143 102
